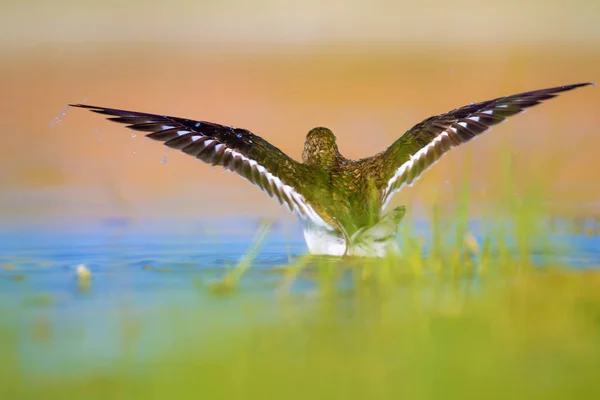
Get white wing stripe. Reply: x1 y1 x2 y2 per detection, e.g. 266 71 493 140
381 131 450 210
225 149 333 230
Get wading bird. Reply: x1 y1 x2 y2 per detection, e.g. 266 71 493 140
71 82 592 257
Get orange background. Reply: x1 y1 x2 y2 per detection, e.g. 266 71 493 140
1 1 599 226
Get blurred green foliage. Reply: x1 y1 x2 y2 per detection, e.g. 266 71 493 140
1 170 599 399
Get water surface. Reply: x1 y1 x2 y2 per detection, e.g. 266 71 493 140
1 219 599 377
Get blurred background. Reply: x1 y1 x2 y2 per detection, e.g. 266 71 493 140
2 3 600 397
1 0 599 230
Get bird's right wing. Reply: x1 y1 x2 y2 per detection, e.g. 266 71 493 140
71 104 335 230
363 82 593 210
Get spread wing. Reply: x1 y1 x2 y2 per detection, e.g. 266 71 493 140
70 104 334 230
367 82 593 210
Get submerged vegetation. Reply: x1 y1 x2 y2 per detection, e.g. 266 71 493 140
1 167 599 399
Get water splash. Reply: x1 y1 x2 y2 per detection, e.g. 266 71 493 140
50 98 85 127
92 128 104 141
49 105 69 127
161 150 169 164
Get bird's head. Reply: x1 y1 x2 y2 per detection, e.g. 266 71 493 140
302 127 340 166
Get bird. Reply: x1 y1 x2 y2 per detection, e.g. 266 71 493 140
70 82 593 257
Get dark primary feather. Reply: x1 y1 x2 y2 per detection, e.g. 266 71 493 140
367 82 593 207
69 104 328 225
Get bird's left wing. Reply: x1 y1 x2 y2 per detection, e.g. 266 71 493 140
362 82 593 210
70 104 334 230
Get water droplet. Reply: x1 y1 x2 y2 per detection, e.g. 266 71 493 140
92 127 103 140
131 133 137 139
248 139 253 144
195 122 201 128
49 105 69 127
161 152 168 164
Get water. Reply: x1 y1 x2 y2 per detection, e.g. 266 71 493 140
0 220 304 376
1 219 599 378
48 105 69 127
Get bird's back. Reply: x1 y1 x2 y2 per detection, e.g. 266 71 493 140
317 158 385 235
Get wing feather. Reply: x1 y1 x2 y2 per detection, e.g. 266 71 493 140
70 104 334 230
367 82 593 210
